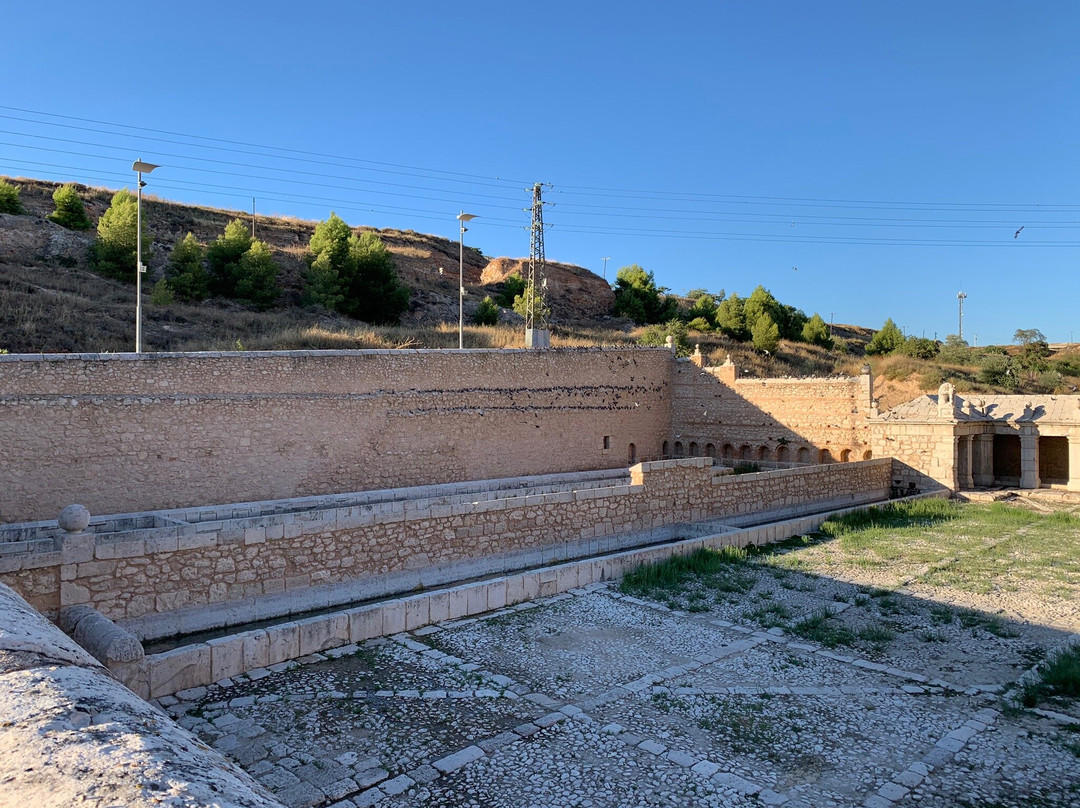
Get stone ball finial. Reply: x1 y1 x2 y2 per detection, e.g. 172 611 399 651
58 504 91 534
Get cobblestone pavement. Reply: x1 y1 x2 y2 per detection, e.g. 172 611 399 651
160 578 1080 808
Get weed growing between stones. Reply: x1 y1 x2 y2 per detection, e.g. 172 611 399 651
791 609 856 648
1020 645 1080 708
620 547 755 610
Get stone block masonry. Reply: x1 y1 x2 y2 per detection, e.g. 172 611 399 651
0 348 673 523
672 358 873 464
0 458 892 636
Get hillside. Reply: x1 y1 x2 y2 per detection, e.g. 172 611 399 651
0 178 614 353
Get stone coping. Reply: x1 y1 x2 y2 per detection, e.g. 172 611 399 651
135 491 944 700
0 466 634 543
0 346 673 363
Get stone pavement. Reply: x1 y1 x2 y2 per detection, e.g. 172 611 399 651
161 579 1080 808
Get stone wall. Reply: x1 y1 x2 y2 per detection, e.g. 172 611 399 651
671 359 874 464
1 458 893 637
0 348 673 522
868 420 956 492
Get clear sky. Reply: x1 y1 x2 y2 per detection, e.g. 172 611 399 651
2 1 1078 345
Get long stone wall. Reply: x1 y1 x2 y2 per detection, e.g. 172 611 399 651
0 348 673 522
0 458 892 639
671 358 874 463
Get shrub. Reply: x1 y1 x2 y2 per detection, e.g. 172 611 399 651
638 319 691 356
304 214 409 323
512 279 550 323
613 265 677 324
165 233 209 302
898 337 939 360
497 274 526 307
865 318 905 355
206 219 252 298
751 312 780 352
149 278 174 306
90 189 147 281
938 334 970 364
715 293 749 341
48 184 92 230
0 179 23 214
801 313 833 349
234 240 280 310
473 295 499 325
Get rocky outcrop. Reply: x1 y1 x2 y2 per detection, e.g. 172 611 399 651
480 257 615 322
0 583 284 808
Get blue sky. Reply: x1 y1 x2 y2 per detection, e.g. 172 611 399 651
2 1 1078 345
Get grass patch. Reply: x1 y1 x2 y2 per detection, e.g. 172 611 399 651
620 547 755 610
791 609 855 648
743 603 792 629
858 624 896 646
1020 646 1080 708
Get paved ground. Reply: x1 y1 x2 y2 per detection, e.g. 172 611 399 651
160 571 1080 808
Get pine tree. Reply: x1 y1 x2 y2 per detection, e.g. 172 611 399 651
48 184 92 230
90 189 148 281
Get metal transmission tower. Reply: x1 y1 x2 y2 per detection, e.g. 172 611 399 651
524 182 551 348
957 291 967 341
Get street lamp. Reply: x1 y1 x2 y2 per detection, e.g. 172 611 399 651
601 256 611 281
456 211 477 350
132 159 159 353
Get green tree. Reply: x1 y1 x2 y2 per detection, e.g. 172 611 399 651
90 189 148 281
715 293 749 340
0 179 23 215
751 312 780 352
898 336 940 360
613 265 677 324
149 277 174 306
1013 328 1046 345
744 285 781 329
473 296 499 325
48 184 92 230
687 316 713 332
979 353 1018 389
1018 339 1051 373
206 218 253 298
938 334 970 364
686 292 719 325
865 318 905 355
234 240 280 310
776 303 809 341
165 233 209 302
304 214 409 323
801 313 833 349
497 274 526 307
512 279 550 322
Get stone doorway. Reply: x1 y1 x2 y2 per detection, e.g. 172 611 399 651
992 435 1022 486
1038 436 1069 485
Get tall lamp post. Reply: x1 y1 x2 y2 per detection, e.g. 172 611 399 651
132 159 159 353
456 211 477 350
601 256 611 281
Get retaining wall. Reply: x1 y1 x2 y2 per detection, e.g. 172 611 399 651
0 458 893 639
137 489 942 700
0 348 673 522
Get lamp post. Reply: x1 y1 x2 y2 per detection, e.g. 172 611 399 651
601 256 611 281
456 211 477 349
132 159 159 353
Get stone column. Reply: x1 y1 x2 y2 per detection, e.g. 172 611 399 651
1019 427 1040 489
972 433 994 487
1068 429 1080 492
958 435 974 490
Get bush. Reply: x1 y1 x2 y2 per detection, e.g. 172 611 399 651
304 214 410 323
638 319 691 356
48 184 92 230
801 313 833 349
898 337 939 360
0 179 23 215
938 334 970 364
234 240 280 310
512 279 550 323
715 293 749 341
978 354 1018 389
613 265 677 324
687 316 713 332
149 278 174 306
497 274 525 307
473 295 499 325
751 312 780 352
90 189 147 281
165 233 209 302
206 219 253 298
865 318 905 355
